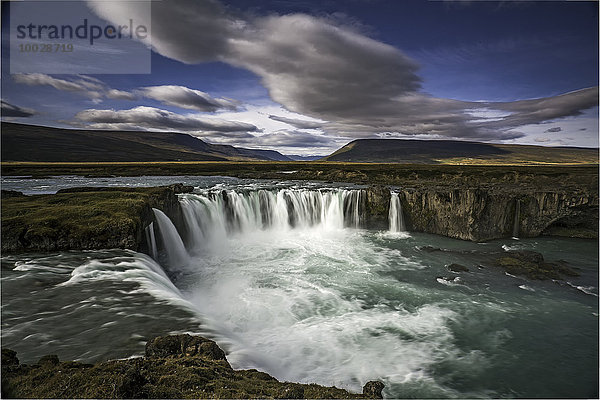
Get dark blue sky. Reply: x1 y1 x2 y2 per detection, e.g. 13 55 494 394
1 0 598 154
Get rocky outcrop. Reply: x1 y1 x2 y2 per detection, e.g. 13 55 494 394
396 186 598 241
1 334 384 399
494 250 579 280
1 184 192 253
364 185 391 229
447 263 469 273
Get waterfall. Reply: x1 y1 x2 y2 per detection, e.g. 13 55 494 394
144 222 158 260
389 192 406 232
152 208 189 267
177 188 365 243
512 199 521 238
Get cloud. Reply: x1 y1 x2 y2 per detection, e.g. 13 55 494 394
139 85 239 112
106 89 137 100
13 73 105 99
490 87 599 129
74 106 258 132
13 73 240 112
253 130 336 148
86 1 423 118
1 100 36 118
82 0 599 144
268 115 324 129
87 0 234 64
544 127 562 133
196 129 345 155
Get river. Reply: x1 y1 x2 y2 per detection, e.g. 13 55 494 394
1 175 598 398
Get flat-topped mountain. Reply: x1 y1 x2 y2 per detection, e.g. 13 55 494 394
322 139 599 165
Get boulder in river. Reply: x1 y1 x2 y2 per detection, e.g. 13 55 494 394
494 250 579 280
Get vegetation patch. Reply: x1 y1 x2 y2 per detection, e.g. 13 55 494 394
1 185 191 253
2 334 384 399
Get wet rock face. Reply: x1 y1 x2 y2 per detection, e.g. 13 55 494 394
399 187 598 242
364 185 391 229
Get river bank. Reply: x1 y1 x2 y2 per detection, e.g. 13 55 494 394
2 334 383 399
2 169 597 253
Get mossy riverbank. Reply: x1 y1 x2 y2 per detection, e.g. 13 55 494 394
1 334 384 399
1 185 191 253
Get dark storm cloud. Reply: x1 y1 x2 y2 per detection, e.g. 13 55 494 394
85 0 599 143
88 0 234 64
1 100 36 118
74 106 258 132
86 0 423 120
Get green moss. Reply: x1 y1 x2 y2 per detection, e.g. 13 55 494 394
2 353 373 399
1 186 185 253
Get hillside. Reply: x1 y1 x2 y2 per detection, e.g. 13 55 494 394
0 123 292 162
322 139 599 165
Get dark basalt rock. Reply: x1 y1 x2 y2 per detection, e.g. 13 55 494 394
364 185 391 229
399 188 598 242
363 380 385 399
1 335 380 399
495 250 579 280
447 263 469 273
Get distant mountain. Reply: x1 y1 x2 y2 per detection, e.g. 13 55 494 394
0 122 292 162
286 155 324 161
321 139 599 165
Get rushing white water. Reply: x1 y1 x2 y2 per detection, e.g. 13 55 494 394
389 192 406 232
178 189 366 250
144 222 158 260
152 208 189 268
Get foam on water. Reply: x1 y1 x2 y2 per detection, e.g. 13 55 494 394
59 252 194 311
170 223 470 394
